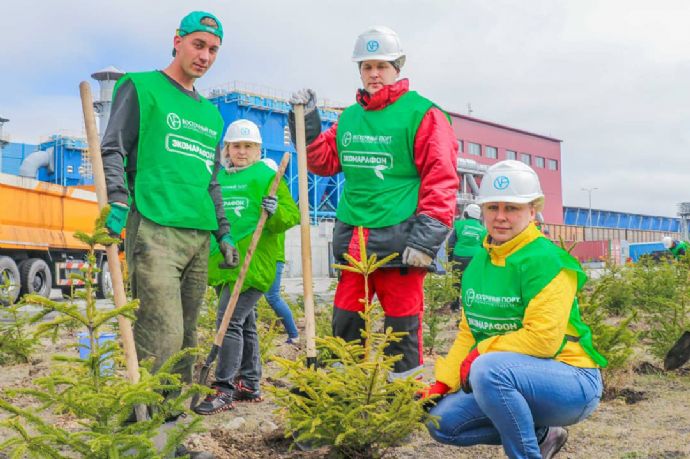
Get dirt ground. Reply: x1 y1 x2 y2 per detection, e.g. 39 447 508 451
2 319 689 459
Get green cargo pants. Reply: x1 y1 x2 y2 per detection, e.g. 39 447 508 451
125 210 210 383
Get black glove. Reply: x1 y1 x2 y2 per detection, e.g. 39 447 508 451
218 235 240 269
262 196 278 217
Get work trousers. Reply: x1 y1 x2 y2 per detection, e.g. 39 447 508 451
126 211 209 383
214 286 263 391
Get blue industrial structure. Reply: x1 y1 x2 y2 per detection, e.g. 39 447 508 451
563 207 680 232
209 90 342 221
1 136 93 187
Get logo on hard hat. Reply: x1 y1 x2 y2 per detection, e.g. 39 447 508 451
366 40 380 52
167 113 182 130
493 176 510 190
342 131 352 147
464 288 475 307
240 127 250 136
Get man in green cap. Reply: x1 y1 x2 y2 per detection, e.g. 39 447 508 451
101 11 235 458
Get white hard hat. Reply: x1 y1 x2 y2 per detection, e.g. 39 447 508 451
224 119 262 145
464 204 481 220
477 160 544 210
352 26 406 69
662 236 674 249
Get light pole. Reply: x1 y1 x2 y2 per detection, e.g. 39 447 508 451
581 187 598 237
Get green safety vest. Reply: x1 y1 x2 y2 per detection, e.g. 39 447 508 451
117 71 224 230
207 160 298 292
452 219 487 257
335 91 439 228
462 236 608 367
671 241 688 259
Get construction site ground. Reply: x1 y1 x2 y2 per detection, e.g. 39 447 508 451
1 278 689 458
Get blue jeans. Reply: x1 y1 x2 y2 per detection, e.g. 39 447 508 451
427 352 602 459
264 262 299 339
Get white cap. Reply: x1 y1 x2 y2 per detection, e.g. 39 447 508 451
464 203 481 220
352 26 406 69
663 236 674 249
224 119 262 145
477 160 545 211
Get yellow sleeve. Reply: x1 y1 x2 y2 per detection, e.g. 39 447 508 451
434 312 476 391
476 269 577 357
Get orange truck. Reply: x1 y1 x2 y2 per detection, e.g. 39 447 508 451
0 172 112 304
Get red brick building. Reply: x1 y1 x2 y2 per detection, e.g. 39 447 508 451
450 113 564 224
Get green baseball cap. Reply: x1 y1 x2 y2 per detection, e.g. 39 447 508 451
177 11 223 42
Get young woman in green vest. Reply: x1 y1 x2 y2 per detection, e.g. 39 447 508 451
447 203 487 311
288 26 459 379
419 160 606 459
194 120 300 415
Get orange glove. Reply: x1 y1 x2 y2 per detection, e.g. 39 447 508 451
415 381 450 410
460 348 480 393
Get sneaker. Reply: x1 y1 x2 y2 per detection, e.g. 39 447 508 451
233 380 264 403
539 426 568 459
193 386 234 415
286 336 299 346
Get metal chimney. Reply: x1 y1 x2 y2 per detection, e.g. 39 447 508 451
0 117 9 173
90 66 125 139
678 202 690 241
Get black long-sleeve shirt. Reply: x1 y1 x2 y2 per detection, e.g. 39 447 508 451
101 71 229 241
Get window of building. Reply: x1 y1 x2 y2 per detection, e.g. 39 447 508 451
520 153 531 165
468 142 481 156
534 156 545 168
458 139 464 153
486 146 498 159
505 150 516 160
548 159 558 170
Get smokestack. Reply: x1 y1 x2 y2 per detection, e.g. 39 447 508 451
90 66 125 139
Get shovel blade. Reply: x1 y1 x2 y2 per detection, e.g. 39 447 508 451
664 331 690 371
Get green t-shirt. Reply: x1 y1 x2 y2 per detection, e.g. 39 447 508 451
452 218 487 257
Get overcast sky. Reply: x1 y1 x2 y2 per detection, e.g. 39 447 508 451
2 0 688 217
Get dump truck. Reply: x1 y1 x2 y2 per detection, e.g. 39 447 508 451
0 172 111 304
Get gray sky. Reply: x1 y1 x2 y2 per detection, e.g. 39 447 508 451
2 0 688 217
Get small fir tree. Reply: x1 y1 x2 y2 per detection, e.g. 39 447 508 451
269 228 432 458
0 207 205 458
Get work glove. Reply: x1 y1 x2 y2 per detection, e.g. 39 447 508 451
105 202 129 237
288 88 322 146
414 381 450 411
261 196 278 217
289 88 317 113
402 246 433 268
218 234 240 269
460 348 480 394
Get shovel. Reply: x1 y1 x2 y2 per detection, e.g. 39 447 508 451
191 152 291 409
664 330 690 371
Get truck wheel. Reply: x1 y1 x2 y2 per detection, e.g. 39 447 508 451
96 258 113 299
19 258 53 299
0 256 21 305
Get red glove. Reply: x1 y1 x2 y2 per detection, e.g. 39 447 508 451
416 381 450 401
460 348 480 393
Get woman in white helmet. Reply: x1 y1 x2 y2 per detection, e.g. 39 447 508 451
662 236 688 260
419 160 606 458
287 26 459 378
447 203 487 311
194 120 300 415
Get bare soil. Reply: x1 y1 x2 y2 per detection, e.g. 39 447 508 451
1 320 690 458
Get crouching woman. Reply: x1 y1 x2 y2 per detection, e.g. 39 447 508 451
419 160 607 459
194 119 299 415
